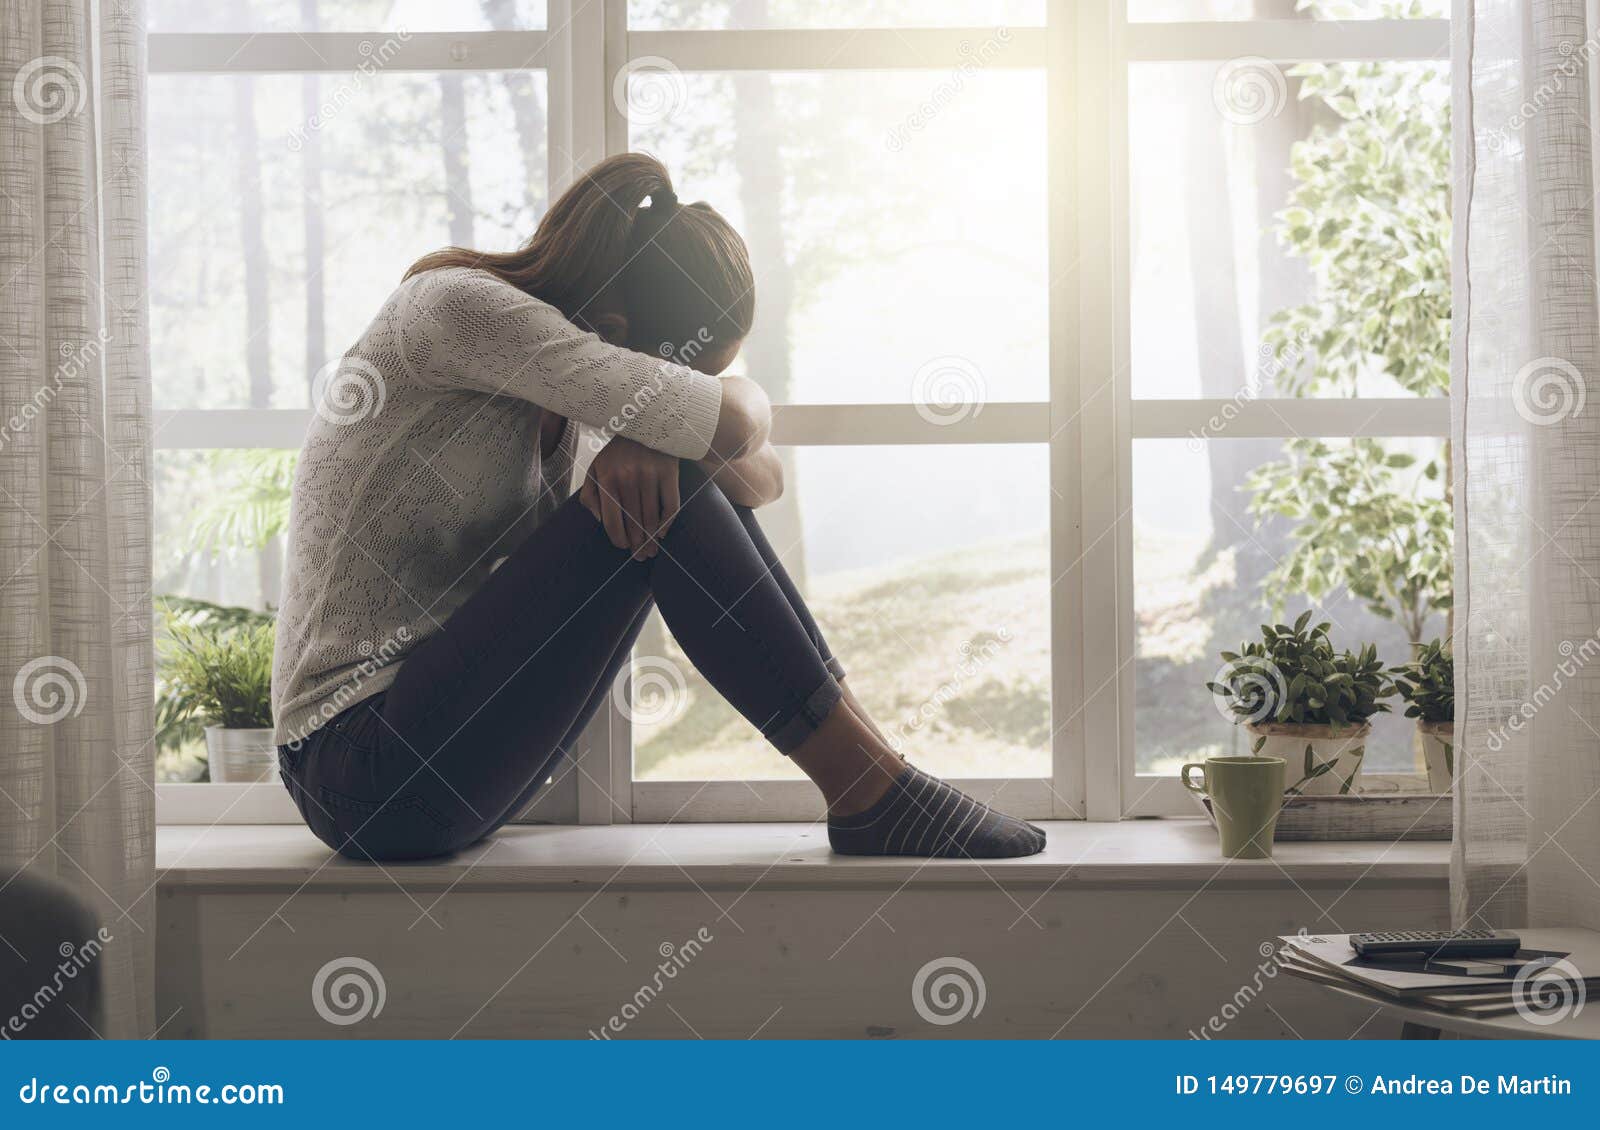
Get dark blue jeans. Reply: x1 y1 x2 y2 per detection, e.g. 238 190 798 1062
279 461 844 861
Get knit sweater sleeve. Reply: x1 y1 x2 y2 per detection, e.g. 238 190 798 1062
400 266 724 460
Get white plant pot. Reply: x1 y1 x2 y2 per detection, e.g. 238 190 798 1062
1416 720 1454 793
205 725 277 784
1245 722 1369 796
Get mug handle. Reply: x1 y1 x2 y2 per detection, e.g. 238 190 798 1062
1180 762 1208 795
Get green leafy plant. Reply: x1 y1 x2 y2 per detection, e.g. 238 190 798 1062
1208 611 1392 729
156 613 275 735
154 598 275 760
1249 20 1452 646
1247 439 1451 645
182 449 298 561
1389 637 1453 723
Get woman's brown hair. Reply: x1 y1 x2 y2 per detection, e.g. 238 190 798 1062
407 153 754 358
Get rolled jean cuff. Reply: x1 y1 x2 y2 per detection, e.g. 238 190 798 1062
825 656 846 681
764 673 843 755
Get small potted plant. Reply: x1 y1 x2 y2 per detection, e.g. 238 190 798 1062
1390 638 1453 792
1208 612 1392 795
157 617 276 783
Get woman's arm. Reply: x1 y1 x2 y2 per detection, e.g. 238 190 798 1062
699 441 783 508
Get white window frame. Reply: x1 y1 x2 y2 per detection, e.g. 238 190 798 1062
149 2 1451 826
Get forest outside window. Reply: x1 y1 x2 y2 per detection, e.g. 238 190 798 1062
147 0 1453 825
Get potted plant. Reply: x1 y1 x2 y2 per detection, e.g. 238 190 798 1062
157 616 276 783
1390 638 1453 792
1208 612 1392 795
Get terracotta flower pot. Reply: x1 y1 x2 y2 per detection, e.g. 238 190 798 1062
1416 719 1454 793
1244 722 1370 796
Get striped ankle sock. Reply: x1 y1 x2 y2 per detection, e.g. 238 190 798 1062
827 765 1046 858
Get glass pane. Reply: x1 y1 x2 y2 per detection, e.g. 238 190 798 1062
629 69 1047 403
150 71 547 410
1127 0 1446 21
1129 59 1449 399
149 0 546 32
628 0 1043 30
633 445 1050 781
155 449 294 783
1133 437 1450 779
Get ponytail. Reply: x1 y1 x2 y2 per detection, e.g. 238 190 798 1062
407 153 754 354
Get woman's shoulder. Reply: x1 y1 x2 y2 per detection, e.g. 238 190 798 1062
401 265 543 311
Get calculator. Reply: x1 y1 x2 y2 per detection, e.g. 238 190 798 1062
1350 928 1522 960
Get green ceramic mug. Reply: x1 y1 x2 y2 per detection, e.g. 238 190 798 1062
1181 756 1286 859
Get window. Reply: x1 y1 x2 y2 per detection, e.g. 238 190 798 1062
149 0 1452 824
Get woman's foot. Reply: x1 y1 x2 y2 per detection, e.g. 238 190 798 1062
828 765 1046 859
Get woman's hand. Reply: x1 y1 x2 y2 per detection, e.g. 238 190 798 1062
580 437 680 560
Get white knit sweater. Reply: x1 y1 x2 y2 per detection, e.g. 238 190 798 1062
270 266 724 746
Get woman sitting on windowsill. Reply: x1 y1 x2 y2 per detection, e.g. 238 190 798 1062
269 152 1044 862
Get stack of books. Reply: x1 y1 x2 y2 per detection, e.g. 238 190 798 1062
1277 929 1600 1020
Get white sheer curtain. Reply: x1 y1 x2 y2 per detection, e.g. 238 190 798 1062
1454 0 1600 932
0 1 155 1037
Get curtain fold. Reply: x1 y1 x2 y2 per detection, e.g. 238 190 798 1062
0 0 154 1038
1454 0 1600 932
